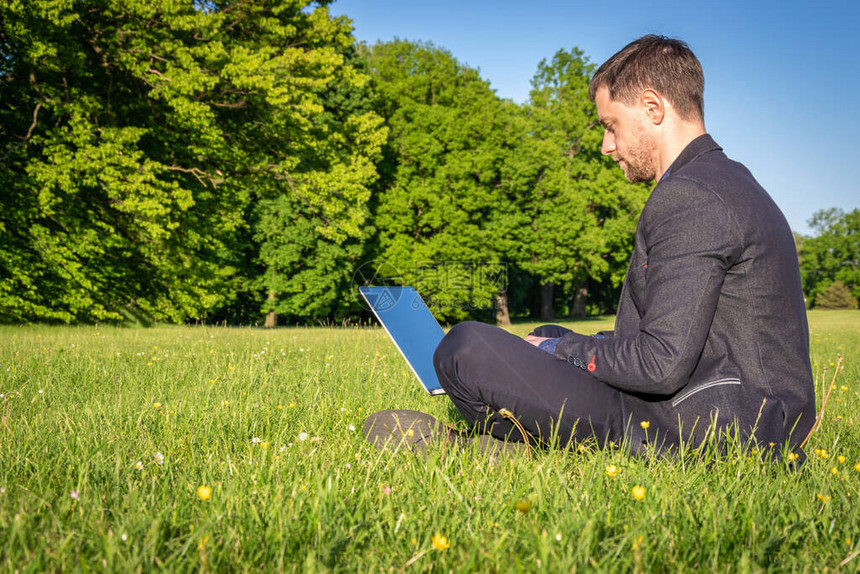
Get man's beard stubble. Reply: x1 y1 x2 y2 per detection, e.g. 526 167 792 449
620 128 657 183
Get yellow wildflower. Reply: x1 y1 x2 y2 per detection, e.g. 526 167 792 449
631 485 646 501
514 499 532 513
817 493 830 503
640 421 650 429
831 467 839 476
854 462 860 472
153 402 163 411
431 533 450 550
605 464 619 477
197 485 212 501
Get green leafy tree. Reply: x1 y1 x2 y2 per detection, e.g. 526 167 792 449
253 42 387 326
0 0 383 324
364 40 516 322
799 208 860 308
507 48 648 319
814 280 857 310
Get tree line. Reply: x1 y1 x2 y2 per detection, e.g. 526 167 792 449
1 1 855 327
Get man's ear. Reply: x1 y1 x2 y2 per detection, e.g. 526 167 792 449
640 89 665 125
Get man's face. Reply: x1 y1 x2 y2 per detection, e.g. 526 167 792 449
594 86 657 183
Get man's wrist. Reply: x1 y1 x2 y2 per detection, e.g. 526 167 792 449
538 337 561 354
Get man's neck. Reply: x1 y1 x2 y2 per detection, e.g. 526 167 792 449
655 122 707 181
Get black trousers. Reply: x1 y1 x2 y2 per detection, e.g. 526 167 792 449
433 321 625 446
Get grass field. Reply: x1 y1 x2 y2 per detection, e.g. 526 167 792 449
0 311 858 572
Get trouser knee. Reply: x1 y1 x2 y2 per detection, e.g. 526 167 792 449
433 321 492 402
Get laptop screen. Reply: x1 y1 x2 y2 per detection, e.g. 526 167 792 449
359 286 446 395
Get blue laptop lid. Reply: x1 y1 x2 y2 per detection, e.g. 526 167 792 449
359 286 446 395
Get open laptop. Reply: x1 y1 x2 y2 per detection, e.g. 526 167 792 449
359 286 447 395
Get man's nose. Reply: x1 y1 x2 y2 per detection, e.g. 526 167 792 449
601 131 615 155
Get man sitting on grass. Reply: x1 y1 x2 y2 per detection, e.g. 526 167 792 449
364 35 816 460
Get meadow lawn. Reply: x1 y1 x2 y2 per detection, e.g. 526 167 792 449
0 310 858 572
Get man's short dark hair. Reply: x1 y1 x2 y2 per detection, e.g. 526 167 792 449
589 35 704 122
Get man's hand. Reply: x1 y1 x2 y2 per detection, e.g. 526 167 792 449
524 335 551 347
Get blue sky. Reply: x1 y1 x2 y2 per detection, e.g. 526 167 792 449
329 0 859 235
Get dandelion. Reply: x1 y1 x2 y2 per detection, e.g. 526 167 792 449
855 462 860 472
197 485 212 501
298 432 308 441
70 491 79 500
155 452 164 465
135 460 144 471
831 467 839 476
277 405 282 410
640 421 650 429
605 464 619 477
431 533 450 550
837 455 846 464
251 437 261 444
631 485 646 501
514 499 532 513
289 402 296 409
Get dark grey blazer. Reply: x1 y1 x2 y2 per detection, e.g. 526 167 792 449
554 134 816 456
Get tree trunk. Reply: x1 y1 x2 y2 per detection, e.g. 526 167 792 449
494 291 511 326
264 289 277 328
540 281 554 321
569 281 588 318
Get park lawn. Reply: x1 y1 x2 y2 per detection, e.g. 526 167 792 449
0 311 858 572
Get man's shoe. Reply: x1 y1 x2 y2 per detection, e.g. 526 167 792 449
363 410 459 454
363 410 527 460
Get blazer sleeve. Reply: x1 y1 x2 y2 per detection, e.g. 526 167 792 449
553 177 742 395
